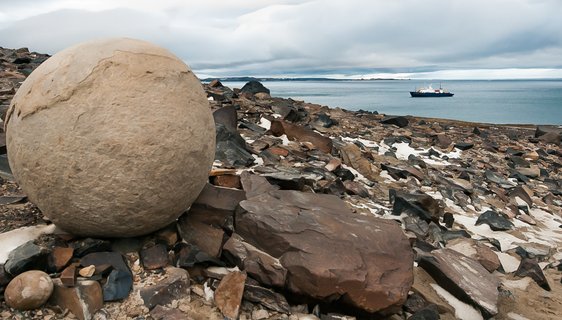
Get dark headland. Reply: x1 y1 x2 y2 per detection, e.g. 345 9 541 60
1 47 561 319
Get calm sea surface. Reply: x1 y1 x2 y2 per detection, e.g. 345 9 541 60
222 80 562 125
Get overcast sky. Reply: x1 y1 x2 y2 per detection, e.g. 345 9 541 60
1 0 562 79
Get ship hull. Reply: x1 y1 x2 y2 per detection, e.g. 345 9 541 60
410 92 454 97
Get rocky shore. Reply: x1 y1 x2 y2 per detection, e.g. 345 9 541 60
1 47 561 320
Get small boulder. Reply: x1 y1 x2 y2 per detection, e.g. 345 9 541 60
240 80 270 95
140 267 190 309
4 270 53 310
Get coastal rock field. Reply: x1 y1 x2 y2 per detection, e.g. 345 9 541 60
1 47 561 319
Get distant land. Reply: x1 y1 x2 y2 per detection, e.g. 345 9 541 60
199 76 410 82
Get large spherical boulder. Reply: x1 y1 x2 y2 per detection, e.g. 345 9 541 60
5 38 215 237
5 270 54 310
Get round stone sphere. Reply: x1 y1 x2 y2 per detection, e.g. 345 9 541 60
5 270 54 310
5 38 215 237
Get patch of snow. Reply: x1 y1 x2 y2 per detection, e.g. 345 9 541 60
207 96 214 101
453 213 524 251
0 224 57 263
258 117 271 130
502 277 532 291
425 190 444 200
341 137 380 148
341 164 373 185
496 252 521 273
203 282 214 302
279 134 290 146
430 283 483 320
252 155 264 166
379 170 398 182
272 113 283 119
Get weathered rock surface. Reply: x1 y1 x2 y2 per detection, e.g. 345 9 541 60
4 270 53 310
236 189 414 313
140 267 190 309
5 38 215 237
49 279 103 320
419 248 500 317
475 210 514 231
214 270 247 320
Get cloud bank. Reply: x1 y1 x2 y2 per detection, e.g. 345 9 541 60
1 0 561 78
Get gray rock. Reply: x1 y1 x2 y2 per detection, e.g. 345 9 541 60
475 210 514 231
240 80 270 95
4 240 48 276
215 123 255 167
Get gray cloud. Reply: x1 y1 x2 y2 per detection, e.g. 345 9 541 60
1 0 561 78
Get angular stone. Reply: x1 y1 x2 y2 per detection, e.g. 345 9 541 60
342 180 369 197
79 252 132 301
70 238 111 258
454 142 474 150
443 212 454 228
79 265 96 278
403 292 428 314
324 158 342 172
380 116 409 128
433 134 452 149
213 105 238 133
4 240 48 276
60 263 78 287
270 119 333 153
237 171 279 199
212 174 242 189
236 190 414 313
243 284 290 313
215 123 255 167
177 214 225 258
475 210 514 231
4 270 53 310
48 247 74 272
339 143 378 181
140 243 169 270
222 233 287 287
475 245 501 273
446 238 501 273
408 305 440 320
174 243 224 268
140 267 190 309
485 170 516 188
391 190 443 222
515 258 550 291
194 183 246 212
214 270 247 320
50 279 103 320
103 269 133 301
419 248 500 317
241 80 270 95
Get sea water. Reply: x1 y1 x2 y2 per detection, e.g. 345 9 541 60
222 79 562 125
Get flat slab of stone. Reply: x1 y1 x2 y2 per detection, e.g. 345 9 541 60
236 189 414 313
419 248 500 317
